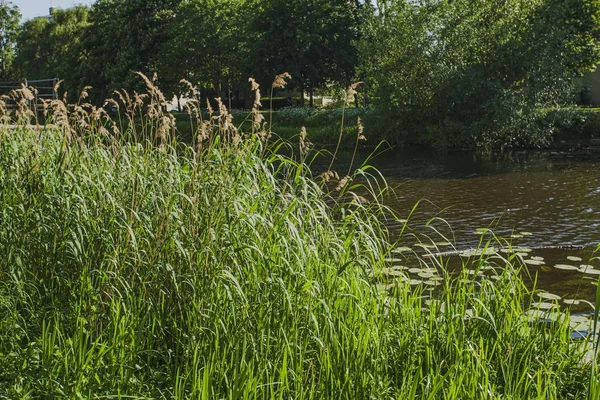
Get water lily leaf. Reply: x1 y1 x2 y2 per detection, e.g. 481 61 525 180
392 246 412 254
540 266 553 272
579 266 600 275
569 315 590 324
524 259 545 266
384 257 404 263
511 234 523 239
520 232 533 236
381 268 406 278
418 271 435 279
554 264 579 271
474 228 489 235
501 247 532 254
570 330 589 340
536 291 561 301
531 302 559 310
409 279 423 286
423 280 442 286
413 243 436 249
408 267 422 274
563 299 581 306
567 256 583 262
459 247 497 257
525 309 563 321
531 256 544 261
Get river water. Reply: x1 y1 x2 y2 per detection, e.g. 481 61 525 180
325 146 600 303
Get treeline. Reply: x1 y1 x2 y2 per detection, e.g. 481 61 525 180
1 0 600 147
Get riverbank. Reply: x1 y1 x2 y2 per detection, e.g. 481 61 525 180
173 106 600 150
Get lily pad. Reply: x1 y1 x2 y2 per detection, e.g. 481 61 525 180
580 267 600 275
384 257 403 263
414 243 436 250
524 259 545 266
536 291 561 301
554 264 579 271
381 268 407 278
459 247 497 257
531 302 559 310
563 299 581 306
567 256 583 262
520 232 534 236
392 246 413 254
569 315 590 324
474 228 490 235
501 247 532 254
570 330 589 340
531 256 544 261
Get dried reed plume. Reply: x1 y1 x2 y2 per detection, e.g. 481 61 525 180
249 78 266 138
345 82 362 105
299 126 312 160
348 116 366 175
270 72 292 133
272 72 292 90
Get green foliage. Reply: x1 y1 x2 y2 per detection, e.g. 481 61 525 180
13 6 90 99
0 89 594 396
542 107 600 141
0 1 20 81
164 0 248 98
361 0 600 148
248 0 360 105
81 0 180 102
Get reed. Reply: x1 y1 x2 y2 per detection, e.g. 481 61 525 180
0 75 593 398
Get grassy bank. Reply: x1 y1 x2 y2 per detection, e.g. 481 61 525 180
174 107 367 146
174 105 600 150
0 80 598 398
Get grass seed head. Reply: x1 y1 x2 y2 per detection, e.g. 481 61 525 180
272 72 292 89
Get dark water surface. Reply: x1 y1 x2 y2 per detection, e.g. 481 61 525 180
325 146 600 301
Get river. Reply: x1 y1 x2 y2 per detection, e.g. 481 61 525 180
322 146 600 304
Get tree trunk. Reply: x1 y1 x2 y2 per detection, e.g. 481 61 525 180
299 82 305 107
228 84 232 109
309 86 314 107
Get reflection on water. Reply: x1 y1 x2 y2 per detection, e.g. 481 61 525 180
319 146 600 300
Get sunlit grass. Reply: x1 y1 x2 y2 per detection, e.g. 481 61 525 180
0 76 596 398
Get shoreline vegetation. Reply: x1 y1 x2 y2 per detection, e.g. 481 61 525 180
172 105 600 150
1 75 600 398
3 0 600 150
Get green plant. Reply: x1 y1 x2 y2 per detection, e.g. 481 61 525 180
0 75 593 398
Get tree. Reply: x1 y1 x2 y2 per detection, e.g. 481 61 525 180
13 5 90 98
0 0 20 81
361 0 600 148
80 0 180 103
248 0 360 106
161 0 249 104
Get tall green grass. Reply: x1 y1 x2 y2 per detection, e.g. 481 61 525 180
0 77 594 398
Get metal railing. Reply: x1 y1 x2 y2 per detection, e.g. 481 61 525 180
0 78 59 116
0 78 59 99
